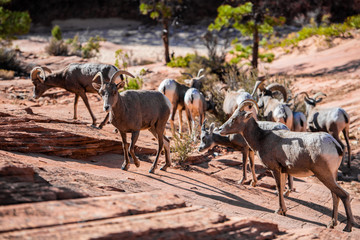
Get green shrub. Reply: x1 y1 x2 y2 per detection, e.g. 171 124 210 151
123 76 143 90
45 38 68 56
167 53 196 68
81 35 104 58
171 133 195 163
115 48 131 70
345 15 360 29
51 25 62 41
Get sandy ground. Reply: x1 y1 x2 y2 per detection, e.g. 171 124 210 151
2 19 360 238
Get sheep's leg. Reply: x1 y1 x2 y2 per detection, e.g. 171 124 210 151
328 192 340 229
178 108 184 134
272 169 287 216
239 148 249 185
148 128 164 174
249 150 257 187
97 113 109 129
342 128 351 169
120 132 130 171
129 131 140 168
79 92 97 127
73 94 79 119
160 135 171 171
284 174 294 197
313 169 354 232
185 108 192 136
170 103 177 136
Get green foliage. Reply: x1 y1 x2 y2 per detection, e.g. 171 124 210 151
139 2 172 20
345 15 360 29
81 35 104 58
123 76 143 91
0 1 31 45
167 53 196 68
171 133 195 163
114 48 131 70
209 2 282 66
51 25 62 40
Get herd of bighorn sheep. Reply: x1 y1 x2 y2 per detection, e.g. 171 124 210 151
29 63 355 232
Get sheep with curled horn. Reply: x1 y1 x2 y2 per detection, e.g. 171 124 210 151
251 77 293 130
30 63 120 128
158 68 206 135
297 91 351 168
93 70 172 174
218 99 355 232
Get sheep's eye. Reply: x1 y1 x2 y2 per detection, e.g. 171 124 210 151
100 90 105 96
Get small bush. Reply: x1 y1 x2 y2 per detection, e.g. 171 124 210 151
167 53 196 68
171 133 195 163
124 76 143 90
51 25 62 41
45 38 68 56
0 47 24 73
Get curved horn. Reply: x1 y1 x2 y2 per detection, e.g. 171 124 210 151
110 70 135 83
197 75 205 80
181 72 193 78
251 76 266 96
296 91 310 100
30 67 46 83
42 66 52 74
93 72 104 85
238 99 259 114
313 92 327 100
266 83 287 101
197 68 204 77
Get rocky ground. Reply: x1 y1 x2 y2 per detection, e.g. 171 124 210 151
1 20 360 239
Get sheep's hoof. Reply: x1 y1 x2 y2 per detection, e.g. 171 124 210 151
327 219 337 229
284 189 291 197
134 161 140 168
90 124 97 128
149 168 156 174
250 180 257 187
121 164 130 171
160 165 168 171
238 178 246 185
343 224 352 232
275 208 286 216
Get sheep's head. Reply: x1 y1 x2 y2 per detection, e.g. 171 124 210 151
251 77 287 108
297 91 327 106
219 99 259 136
92 70 134 112
198 120 216 152
30 66 52 99
182 68 205 91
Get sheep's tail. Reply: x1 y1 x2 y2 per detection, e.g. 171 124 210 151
340 108 349 124
331 136 344 157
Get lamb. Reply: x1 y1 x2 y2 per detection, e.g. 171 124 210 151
218 99 355 232
298 91 351 168
92 70 171 174
30 63 119 128
252 80 293 130
158 69 205 135
199 119 289 187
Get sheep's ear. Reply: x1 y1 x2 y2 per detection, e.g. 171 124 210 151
116 81 125 89
209 122 215 133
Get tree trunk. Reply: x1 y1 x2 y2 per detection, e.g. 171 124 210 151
252 0 259 69
162 18 171 63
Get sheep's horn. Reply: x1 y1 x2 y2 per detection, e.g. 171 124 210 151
181 72 193 78
266 83 287 101
198 75 205 80
251 76 266 96
197 68 204 77
313 92 327 100
110 70 135 83
30 67 46 83
238 99 259 114
297 91 310 100
93 72 104 85
42 66 52 74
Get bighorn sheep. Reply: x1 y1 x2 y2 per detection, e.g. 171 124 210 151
218 99 355 232
30 63 119 128
92 71 171 174
298 91 351 168
184 88 206 141
223 90 258 120
252 80 293 130
158 69 205 135
199 119 289 187
290 93 307 132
